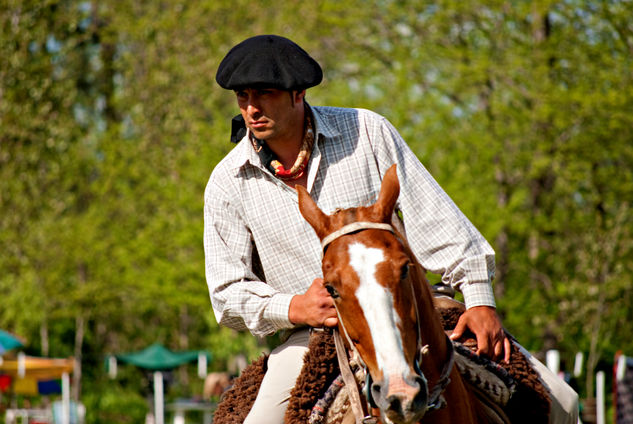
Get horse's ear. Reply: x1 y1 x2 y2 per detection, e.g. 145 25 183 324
297 185 330 239
374 164 400 222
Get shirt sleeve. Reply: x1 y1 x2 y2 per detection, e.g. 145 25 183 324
364 112 496 309
203 172 295 336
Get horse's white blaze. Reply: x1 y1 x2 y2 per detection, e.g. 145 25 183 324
348 242 410 378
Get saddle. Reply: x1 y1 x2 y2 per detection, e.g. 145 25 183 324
213 295 551 424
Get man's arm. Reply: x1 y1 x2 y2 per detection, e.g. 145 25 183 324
204 176 295 337
365 113 509 361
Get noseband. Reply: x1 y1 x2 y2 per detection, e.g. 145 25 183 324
322 222 455 423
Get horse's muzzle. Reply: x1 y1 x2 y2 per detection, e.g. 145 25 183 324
371 374 428 424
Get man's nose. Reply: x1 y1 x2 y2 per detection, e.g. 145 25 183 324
246 100 261 116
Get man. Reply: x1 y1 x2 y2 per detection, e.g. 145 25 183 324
204 34 577 423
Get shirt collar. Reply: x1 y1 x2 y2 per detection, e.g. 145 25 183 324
311 105 341 141
229 104 341 172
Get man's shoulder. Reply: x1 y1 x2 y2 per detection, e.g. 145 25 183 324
212 138 253 173
311 106 387 137
312 105 385 121
205 142 249 196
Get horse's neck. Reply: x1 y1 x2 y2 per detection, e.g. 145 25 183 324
394 226 448 357
411 264 450 385
388 222 452 385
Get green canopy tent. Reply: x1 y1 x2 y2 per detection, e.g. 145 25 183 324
115 343 210 371
0 329 24 355
109 344 211 424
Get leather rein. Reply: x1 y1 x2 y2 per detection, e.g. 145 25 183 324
322 222 455 424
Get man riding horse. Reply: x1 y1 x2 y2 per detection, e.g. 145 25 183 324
203 34 578 423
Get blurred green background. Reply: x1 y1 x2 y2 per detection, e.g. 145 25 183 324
1 0 632 422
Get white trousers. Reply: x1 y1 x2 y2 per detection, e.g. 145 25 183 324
519 346 580 424
243 329 311 424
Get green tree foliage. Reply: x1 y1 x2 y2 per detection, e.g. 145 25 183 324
1 0 632 416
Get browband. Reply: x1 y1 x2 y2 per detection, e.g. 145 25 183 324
320 222 395 251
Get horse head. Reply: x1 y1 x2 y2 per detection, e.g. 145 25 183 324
298 165 449 424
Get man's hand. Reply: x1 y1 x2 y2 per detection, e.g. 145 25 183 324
450 305 511 363
288 278 338 328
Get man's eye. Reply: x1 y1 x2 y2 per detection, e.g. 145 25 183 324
325 284 339 299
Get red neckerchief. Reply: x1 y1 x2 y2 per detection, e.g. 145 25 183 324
250 104 314 181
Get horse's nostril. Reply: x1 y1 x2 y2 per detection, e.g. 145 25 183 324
413 375 429 407
387 394 402 412
371 382 381 397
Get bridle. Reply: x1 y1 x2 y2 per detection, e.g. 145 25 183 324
322 222 455 424
320 221 395 251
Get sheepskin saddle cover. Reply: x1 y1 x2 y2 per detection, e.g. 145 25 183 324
213 306 550 424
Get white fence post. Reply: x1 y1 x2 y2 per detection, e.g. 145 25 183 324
154 371 164 424
574 352 584 377
596 371 605 424
546 350 560 375
62 372 70 424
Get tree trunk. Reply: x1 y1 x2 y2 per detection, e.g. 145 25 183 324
72 263 88 402
178 305 191 385
494 162 509 301
72 315 85 402
40 320 49 357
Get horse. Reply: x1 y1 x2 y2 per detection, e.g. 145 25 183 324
203 372 232 399
297 164 488 424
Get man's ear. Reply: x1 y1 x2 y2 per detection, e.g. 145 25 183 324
292 89 306 105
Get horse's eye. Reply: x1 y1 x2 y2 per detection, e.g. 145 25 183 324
325 284 339 299
400 263 410 281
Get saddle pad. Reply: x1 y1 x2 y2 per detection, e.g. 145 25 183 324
215 304 551 424
453 341 516 406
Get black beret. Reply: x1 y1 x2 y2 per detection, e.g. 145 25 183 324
216 35 322 91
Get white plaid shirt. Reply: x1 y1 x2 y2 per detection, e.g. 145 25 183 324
204 106 496 337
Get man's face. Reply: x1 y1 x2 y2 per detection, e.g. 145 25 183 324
235 88 304 143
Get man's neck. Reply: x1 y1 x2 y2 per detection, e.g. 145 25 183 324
265 106 305 169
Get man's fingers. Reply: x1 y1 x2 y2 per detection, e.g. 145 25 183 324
476 335 490 358
323 316 338 327
504 337 512 363
449 318 465 340
319 295 334 308
491 336 511 363
493 339 503 360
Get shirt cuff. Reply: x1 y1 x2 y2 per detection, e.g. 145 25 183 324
460 281 496 309
264 292 295 330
